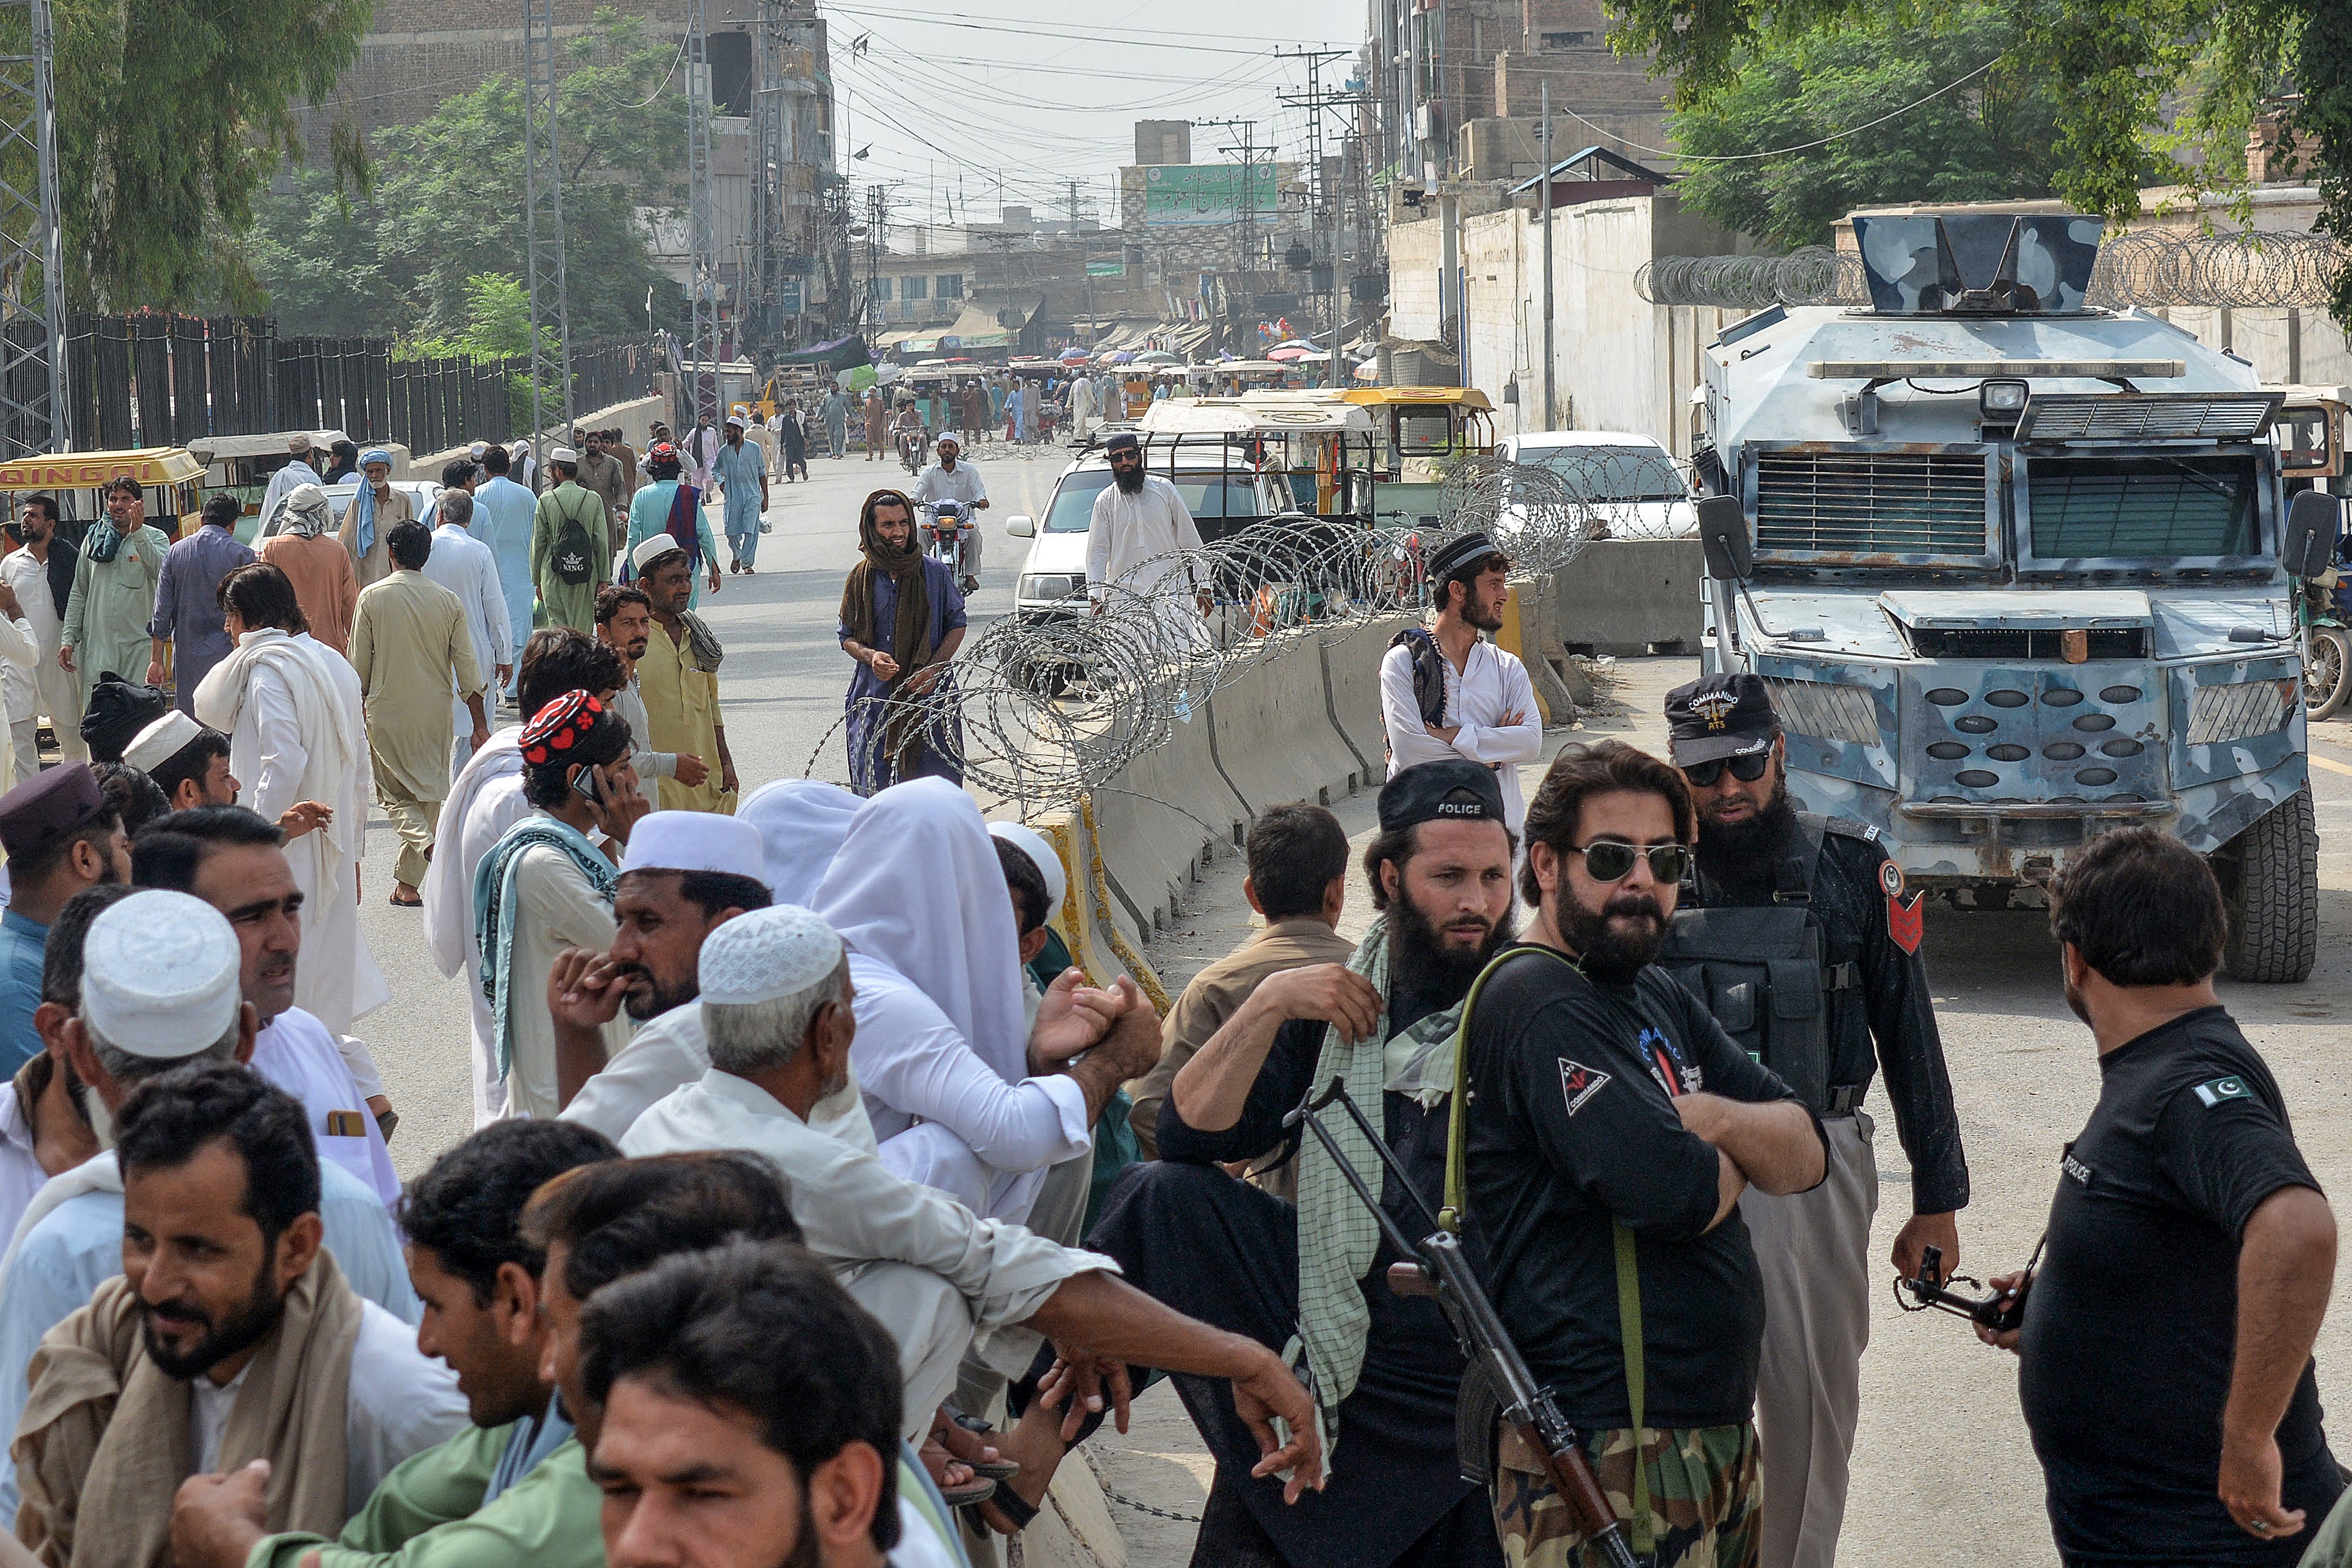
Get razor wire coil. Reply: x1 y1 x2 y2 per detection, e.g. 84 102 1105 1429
808 450 1690 812
1635 233 2348 310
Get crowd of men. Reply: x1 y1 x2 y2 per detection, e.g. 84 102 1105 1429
0 452 2332 1568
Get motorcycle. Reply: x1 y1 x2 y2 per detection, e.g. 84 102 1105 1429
922 499 976 593
897 424 930 476
2303 567 2351 721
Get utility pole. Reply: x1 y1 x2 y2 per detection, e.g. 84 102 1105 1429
865 184 887 336
1540 80 1555 429
0 0 65 457
747 0 789 354
1195 118 1268 351
1280 47 1350 388
685 0 719 425
521 0 574 459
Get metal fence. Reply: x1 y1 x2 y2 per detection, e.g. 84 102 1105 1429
54 314 658 456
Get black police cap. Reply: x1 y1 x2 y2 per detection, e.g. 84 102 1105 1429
1378 758 1508 833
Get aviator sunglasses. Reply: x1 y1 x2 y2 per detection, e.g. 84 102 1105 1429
1569 839 1692 885
1682 750 1772 789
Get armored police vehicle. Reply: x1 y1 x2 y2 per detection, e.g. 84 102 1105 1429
1689 213 2337 982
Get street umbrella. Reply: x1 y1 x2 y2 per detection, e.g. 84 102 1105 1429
1059 347 1088 361
1269 337 1322 353
1134 349 1182 364
1104 350 1137 364
1265 345 1313 362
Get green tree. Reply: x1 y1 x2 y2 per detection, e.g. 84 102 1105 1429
404 274 561 430
1669 6 2074 250
1602 0 2352 324
0 0 369 311
242 8 684 341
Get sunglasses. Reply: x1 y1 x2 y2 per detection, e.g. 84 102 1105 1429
1570 839 1692 885
1682 751 1772 789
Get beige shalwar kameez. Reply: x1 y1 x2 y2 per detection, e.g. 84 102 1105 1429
350 570 484 888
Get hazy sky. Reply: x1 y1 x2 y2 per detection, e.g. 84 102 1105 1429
822 0 1366 232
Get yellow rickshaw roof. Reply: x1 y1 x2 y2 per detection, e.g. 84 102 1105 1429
1341 386 1495 411
0 447 207 490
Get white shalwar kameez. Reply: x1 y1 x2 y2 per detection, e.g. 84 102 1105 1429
621 1068 1113 1442
193 628 389 1033
421 521 513 740
560 1000 877 1152
814 779 1090 1225
0 546 83 766
254 1007 402 1210
423 731 528 1125
1085 473 1211 660
1378 636 1545 835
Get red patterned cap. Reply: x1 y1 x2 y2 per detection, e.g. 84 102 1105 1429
521 689 605 766
648 440 679 464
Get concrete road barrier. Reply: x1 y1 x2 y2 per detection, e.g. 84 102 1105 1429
1552 538 1705 656
1208 628 1365 814
1321 612 1416 781
1088 700 1250 937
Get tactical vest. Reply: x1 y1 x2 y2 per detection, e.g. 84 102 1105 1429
1654 813 1863 1115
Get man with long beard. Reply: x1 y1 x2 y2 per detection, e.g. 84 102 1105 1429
1460 738 1826 1568
1083 432 1209 638
1659 673 1969 1568
1087 759 1517 1568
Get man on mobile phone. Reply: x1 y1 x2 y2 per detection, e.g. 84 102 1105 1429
1978 827 2341 1564
471 690 648 1119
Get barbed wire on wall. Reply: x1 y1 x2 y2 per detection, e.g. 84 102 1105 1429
1633 233 2350 311
803 451 1698 813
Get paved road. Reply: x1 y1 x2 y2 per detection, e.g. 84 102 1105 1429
340 503 2352 1566
347 439 1074 1170
1092 661 2352 1567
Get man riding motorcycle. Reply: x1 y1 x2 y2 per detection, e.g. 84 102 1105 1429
892 398 930 475
911 431 989 594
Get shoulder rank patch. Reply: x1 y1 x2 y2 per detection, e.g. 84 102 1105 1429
1886 889 1924 953
2192 1075 2252 1108
1558 1058 1611 1117
1878 859 1904 899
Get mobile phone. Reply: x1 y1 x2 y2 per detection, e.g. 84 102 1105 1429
572 765 605 806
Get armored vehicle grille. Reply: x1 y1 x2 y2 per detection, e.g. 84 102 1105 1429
1910 628 2149 660
1754 452 1987 556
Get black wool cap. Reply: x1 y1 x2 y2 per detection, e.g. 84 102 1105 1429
1664 673 1780 766
1426 531 1505 589
79 675 171 764
1378 758 1507 832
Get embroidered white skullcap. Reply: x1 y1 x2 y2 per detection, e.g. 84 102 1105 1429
80 890 242 1058
988 820 1065 922
122 710 203 775
699 904 842 1007
548 446 579 466
936 430 963 447
621 811 767 881
631 534 687 574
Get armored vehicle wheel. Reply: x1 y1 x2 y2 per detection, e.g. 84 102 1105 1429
2306 626 2351 721
2220 785 2319 983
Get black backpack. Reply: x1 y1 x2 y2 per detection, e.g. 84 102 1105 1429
547 489 600 586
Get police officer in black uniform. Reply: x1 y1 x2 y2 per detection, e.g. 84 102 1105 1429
1657 673 1970 1568
1981 826 2340 1564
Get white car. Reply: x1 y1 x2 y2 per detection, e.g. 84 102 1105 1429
257 479 444 540
1496 430 1697 538
1002 456 1296 623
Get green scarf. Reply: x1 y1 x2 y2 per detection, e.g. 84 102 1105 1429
1290 915 1470 1471
472 814 618 1078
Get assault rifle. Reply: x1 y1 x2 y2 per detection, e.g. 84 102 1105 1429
1284 1078 1640 1568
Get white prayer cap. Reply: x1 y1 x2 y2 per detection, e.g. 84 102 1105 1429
80 890 242 1058
621 811 767 881
936 431 963 449
631 534 686 574
988 820 1065 923
548 446 579 466
724 413 746 429
700 904 843 1007
123 710 202 775
470 442 487 459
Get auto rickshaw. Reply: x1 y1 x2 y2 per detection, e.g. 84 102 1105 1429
0 447 209 538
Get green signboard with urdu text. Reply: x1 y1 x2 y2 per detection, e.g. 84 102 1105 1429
1143 162 1278 228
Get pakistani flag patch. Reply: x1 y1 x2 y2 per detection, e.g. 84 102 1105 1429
2193 1076 2253 1108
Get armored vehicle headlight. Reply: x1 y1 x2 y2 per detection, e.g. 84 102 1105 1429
1980 379 2030 415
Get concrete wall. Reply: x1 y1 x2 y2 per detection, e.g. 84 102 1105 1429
1550 537 1706 656
1398 192 1746 452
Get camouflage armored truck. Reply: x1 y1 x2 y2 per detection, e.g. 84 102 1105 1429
1687 212 2339 982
